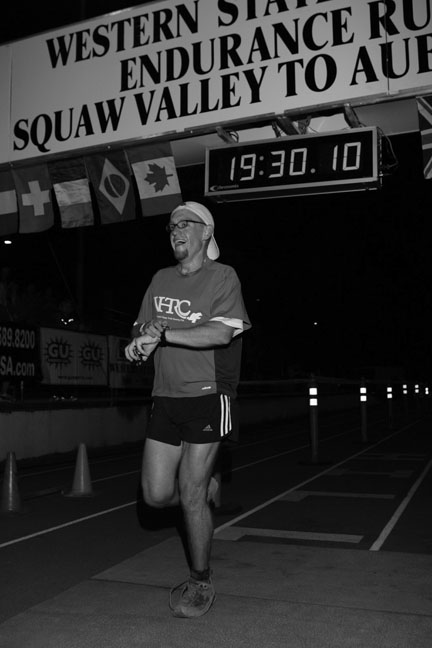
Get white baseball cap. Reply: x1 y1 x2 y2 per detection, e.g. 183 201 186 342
171 201 220 260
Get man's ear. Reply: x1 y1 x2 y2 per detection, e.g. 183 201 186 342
202 224 213 241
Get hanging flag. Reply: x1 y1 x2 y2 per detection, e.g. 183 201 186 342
12 165 54 233
0 170 18 236
417 95 432 179
50 158 94 228
85 151 135 224
127 142 182 216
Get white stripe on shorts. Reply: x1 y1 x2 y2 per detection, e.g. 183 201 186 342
219 394 232 438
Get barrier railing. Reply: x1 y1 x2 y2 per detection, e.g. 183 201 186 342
1 373 431 473
303 375 431 464
1 319 431 463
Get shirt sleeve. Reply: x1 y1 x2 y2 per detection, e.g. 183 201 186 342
133 279 155 327
209 266 251 334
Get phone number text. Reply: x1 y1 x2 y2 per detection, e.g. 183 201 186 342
0 326 36 350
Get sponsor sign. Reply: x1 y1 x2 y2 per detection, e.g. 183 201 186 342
108 335 153 389
40 327 108 386
0 322 39 383
2 0 432 163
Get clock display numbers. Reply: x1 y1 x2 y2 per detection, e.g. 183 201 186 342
205 127 381 201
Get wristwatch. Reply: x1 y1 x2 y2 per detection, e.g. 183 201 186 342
160 326 169 346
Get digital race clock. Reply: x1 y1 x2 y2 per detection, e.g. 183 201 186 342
204 126 381 201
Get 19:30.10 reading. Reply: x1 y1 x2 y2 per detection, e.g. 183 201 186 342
229 141 364 182
205 127 380 199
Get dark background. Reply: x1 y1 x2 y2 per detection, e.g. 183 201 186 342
1 2 431 381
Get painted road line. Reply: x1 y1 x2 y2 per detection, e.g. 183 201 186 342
230 427 364 474
216 527 363 544
215 421 419 536
236 419 382 451
0 501 137 550
20 453 141 478
0 430 370 549
93 470 139 483
20 471 140 500
369 457 432 552
1 421 417 551
356 453 427 461
281 491 396 502
25 471 140 496
328 469 413 478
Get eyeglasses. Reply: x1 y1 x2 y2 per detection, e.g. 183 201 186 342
166 220 206 234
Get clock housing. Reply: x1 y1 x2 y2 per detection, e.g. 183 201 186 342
204 127 381 201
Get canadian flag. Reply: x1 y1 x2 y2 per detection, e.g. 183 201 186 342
127 142 183 217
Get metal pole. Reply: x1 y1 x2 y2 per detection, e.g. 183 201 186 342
402 383 408 419
415 383 420 417
360 378 368 443
387 386 393 429
309 377 319 464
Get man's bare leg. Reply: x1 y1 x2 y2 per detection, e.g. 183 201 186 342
141 438 182 507
178 441 220 572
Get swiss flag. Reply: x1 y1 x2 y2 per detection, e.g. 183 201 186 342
12 165 54 233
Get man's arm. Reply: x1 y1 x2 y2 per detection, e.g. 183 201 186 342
131 319 166 339
125 332 159 362
164 321 234 348
131 321 144 338
129 320 234 360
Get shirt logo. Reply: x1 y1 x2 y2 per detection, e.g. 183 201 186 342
154 296 202 323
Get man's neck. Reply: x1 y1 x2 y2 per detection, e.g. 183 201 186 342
178 253 208 275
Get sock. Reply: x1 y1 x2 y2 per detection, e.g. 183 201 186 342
190 568 211 582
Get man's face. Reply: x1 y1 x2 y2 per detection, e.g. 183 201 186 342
168 209 208 262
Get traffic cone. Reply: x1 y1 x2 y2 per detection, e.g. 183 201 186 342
64 443 94 497
1 451 21 513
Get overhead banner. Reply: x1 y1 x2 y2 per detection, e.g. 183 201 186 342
0 46 11 168
40 328 108 386
3 0 432 163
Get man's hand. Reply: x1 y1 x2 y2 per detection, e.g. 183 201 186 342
125 333 159 363
142 319 168 339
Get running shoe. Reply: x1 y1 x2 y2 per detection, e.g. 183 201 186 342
170 577 216 618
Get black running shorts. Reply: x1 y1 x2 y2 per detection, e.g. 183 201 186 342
146 394 238 446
